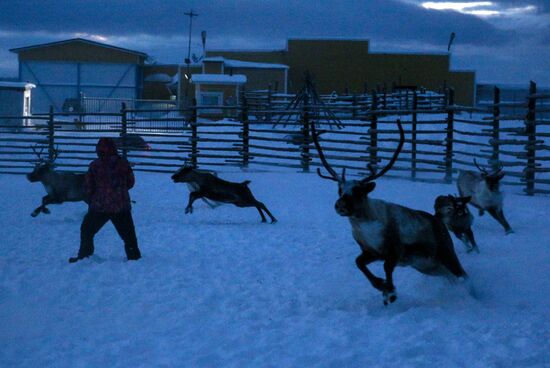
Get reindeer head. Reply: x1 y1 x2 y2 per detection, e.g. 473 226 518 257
474 159 504 191
27 145 58 182
435 194 472 218
171 163 194 183
311 120 404 217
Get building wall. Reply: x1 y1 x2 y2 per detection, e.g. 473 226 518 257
20 60 140 112
208 39 475 106
203 62 223 74
0 88 25 125
232 68 286 93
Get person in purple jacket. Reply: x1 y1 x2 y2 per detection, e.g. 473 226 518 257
69 137 141 263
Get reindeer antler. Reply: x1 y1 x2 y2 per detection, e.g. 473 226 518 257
50 145 59 163
473 158 489 175
492 161 504 175
311 123 342 182
31 144 47 163
361 119 405 183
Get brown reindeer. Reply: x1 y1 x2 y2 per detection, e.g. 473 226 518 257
311 120 466 305
434 194 479 253
171 166 277 223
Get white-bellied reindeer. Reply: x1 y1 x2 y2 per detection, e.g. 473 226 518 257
457 159 513 234
311 120 467 305
26 146 89 217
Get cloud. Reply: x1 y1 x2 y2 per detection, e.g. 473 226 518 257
0 0 547 86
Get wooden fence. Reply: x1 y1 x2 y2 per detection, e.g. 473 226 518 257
1 82 548 195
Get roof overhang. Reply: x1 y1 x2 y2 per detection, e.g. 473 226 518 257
191 74 247 85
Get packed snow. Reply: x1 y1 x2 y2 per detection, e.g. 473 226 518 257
0 168 548 367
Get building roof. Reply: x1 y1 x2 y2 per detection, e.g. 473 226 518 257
9 38 148 57
204 57 288 69
191 74 247 85
0 81 36 89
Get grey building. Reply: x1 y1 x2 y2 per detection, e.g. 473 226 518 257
10 38 147 113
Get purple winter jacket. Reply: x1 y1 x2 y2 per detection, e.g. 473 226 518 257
85 137 135 213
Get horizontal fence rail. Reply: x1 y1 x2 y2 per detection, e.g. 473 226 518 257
1 82 548 195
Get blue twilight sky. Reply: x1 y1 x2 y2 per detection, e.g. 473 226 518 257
1 0 548 86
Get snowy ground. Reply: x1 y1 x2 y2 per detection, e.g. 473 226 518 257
0 170 549 367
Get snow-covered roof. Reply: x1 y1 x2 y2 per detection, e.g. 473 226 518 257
191 74 247 85
203 57 288 69
144 73 173 83
0 81 36 89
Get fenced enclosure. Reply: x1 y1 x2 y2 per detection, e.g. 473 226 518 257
1 81 548 195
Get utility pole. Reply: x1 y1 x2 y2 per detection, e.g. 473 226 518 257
183 9 198 105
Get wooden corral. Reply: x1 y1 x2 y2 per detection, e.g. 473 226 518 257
1 82 548 196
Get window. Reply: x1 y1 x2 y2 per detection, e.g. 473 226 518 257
200 92 222 106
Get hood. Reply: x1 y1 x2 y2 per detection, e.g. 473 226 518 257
96 137 118 158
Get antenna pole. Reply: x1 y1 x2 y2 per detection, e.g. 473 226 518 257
183 9 199 104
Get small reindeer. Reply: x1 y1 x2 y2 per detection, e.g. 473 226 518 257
457 160 513 234
26 146 88 217
311 120 466 305
171 166 277 223
434 195 479 253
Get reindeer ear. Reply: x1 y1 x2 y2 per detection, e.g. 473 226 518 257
359 181 376 193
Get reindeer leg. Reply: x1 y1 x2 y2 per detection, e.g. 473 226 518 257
464 228 479 253
383 257 398 305
487 208 513 234
254 201 277 223
185 192 202 214
255 206 267 223
355 252 385 293
31 195 53 217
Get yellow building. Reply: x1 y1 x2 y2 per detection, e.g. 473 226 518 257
208 39 475 106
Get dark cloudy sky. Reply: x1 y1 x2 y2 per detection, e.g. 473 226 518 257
1 0 548 86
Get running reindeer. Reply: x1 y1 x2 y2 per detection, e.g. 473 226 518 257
434 194 479 253
311 120 467 305
171 165 277 223
457 159 513 234
27 145 88 217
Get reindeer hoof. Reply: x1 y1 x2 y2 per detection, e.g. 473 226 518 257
31 211 39 217
43 208 50 214
271 219 278 224
505 229 514 235
185 207 193 214
383 290 397 305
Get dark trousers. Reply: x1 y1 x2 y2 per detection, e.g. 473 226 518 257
78 210 141 260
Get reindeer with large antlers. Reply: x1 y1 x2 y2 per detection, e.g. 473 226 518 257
457 159 513 234
311 120 467 305
27 145 89 217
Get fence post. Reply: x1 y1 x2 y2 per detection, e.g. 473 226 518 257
445 88 455 183
240 92 250 168
48 106 55 162
301 92 310 172
352 93 357 120
525 81 537 196
491 86 500 166
411 92 418 180
191 98 198 168
266 84 272 123
370 91 378 172
120 102 128 160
